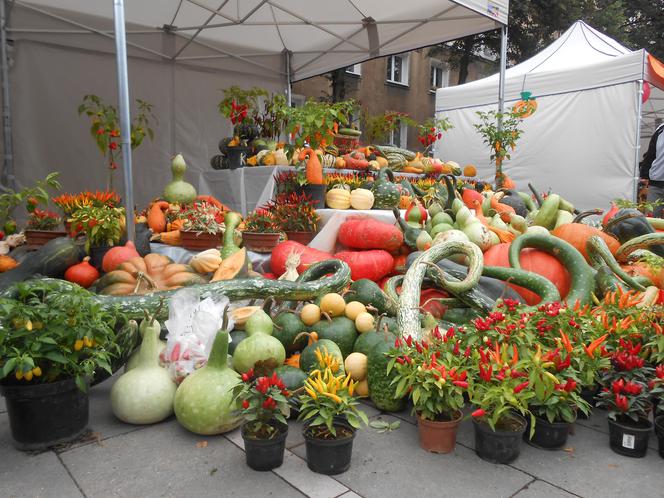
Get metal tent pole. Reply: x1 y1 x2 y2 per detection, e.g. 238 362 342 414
0 0 14 189
113 0 135 242
285 50 292 106
496 24 508 187
633 79 644 203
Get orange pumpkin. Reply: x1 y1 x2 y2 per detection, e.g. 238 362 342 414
551 224 620 263
0 254 18 272
483 243 571 305
463 164 477 177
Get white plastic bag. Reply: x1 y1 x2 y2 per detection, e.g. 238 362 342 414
162 288 233 384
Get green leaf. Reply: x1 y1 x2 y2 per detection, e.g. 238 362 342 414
1 357 17 378
44 351 68 364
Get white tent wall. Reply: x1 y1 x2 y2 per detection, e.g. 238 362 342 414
10 39 284 205
440 82 638 210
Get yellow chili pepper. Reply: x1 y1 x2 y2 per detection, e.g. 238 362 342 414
543 371 560 384
32 367 42 377
533 344 541 365
348 380 355 396
342 373 352 389
304 386 318 399
541 361 555 369
15 369 23 380
74 339 84 351
24 371 33 382
25 320 33 331
322 391 342 403
83 336 93 348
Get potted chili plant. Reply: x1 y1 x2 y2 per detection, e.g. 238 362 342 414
232 369 291 471
241 208 282 253
271 193 320 245
298 365 368 475
0 281 124 450
53 190 121 235
24 204 66 249
387 326 469 453
176 201 226 251
68 204 125 269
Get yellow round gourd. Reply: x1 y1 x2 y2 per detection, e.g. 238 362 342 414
344 301 367 321
188 248 222 274
355 312 375 333
300 303 321 326
355 379 369 397
319 293 346 317
350 188 374 210
325 186 351 210
344 352 368 381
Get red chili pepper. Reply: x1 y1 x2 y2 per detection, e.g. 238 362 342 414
453 341 460 355
405 335 413 347
564 379 577 393
242 400 250 409
513 381 529 394
471 408 486 418
615 393 629 412
453 381 469 388
510 370 526 379
556 355 571 372
415 341 423 354
396 357 405 365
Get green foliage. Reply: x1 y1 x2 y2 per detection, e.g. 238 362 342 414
614 197 664 215
0 172 61 227
0 281 124 390
362 110 417 144
285 99 357 149
69 204 125 251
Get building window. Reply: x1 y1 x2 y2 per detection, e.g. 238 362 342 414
389 120 408 148
386 54 409 85
346 64 361 76
430 61 449 91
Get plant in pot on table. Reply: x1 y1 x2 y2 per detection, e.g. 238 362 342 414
68 204 125 270
24 201 65 249
53 190 122 235
271 192 320 245
386 326 469 453
232 369 291 471
298 364 368 475
241 208 281 253
176 201 227 251
0 281 123 450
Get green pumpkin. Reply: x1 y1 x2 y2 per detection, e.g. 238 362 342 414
353 330 396 356
274 365 308 391
371 168 400 210
228 330 248 355
299 339 345 374
273 312 307 353
367 341 406 412
310 316 357 358
344 279 397 316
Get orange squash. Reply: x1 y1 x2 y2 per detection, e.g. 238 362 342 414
147 201 169 233
463 164 477 177
211 248 249 281
0 254 18 272
620 262 663 289
299 148 323 184
96 253 205 295
551 224 620 263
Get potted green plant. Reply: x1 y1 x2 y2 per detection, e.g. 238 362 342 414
0 172 60 237
298 364 368 475
52 190 122 235
176 201 226 251
232 368 291 471
0 281 123 450
217 86 265 169
241 208 281 253
271 193 320 245
387 326 468 453
68 204 125 269
416 116 453 155
24 202 66 249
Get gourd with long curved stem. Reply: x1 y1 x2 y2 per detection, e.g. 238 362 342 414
397 241 483 341
614 233 664 263
586 236 646 291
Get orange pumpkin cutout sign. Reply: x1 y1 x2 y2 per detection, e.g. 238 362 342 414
513 91 537 119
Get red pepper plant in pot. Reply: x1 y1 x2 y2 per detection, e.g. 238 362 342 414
386 325 469 453
298 364 368 475
232 369 291 471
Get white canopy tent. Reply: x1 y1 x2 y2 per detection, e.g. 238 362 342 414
434 20 664 211
0 0 509 236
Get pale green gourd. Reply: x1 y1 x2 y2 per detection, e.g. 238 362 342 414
111 315 176 424
245 308 273 336
125 320 166 371
163 154 197 203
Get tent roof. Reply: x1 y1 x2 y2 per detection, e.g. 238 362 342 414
9 0 508 82
436 20 664 113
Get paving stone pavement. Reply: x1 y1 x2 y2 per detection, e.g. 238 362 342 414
2 377 664 498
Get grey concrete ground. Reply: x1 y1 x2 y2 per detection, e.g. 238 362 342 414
1 377 663 498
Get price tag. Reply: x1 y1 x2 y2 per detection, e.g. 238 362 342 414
622 434 635 449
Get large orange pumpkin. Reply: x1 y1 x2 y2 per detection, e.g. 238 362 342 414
551 224 620 263
483 243 571 305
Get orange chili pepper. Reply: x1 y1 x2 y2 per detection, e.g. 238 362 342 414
573 300 581 311
601 312 609 329
584 334 609 358
619 292 629 308
560 329 573 353
511 344 519 367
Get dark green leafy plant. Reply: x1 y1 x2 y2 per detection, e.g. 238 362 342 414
0 172 61 231
285 99 357 149
0 281 124 391
232 369 290 439
69 205 125 251
474 109 524 188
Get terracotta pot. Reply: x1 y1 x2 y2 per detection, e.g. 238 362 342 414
417 410 462 454
180 231 222 251
285 231 316 245
242 232 281 253
24 229 68 249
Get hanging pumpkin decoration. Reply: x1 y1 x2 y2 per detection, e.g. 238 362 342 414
512 91 537 118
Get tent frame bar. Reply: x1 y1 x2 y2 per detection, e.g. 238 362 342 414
633 79 644 202
0 0 13 189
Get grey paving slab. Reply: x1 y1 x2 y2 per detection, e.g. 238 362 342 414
509 422 664 498
512 479 577 498
273 450 349 498
291 415 532 498
0 417 84 498
358 400 381 418
0 394 6 413
338 492 363 498
59 419 305 498
576 410 658 451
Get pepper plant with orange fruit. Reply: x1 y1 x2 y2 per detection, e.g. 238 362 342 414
0 281 126 391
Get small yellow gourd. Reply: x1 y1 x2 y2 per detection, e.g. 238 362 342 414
319 293 346 317
344 301 367 321
344 352 368 381
325 185 351 210
301 304 322 326
355 379 369 397
189 248 222 273
354 312 375 333
350 188 374 210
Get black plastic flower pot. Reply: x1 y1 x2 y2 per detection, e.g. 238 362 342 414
303 422 356 475
241 423 288 471
578 385 599 419
473 413 526 464
655 415 664 459
526 415 573 450
226 146 251 169
607 416 652 458
0 378 89 451
296 184 326 209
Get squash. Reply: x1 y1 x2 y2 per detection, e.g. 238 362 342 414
463 164 477 177
375 156 389 169
0 255 18 273
211 248 249 281
484 242 570 305
372 169 401 210
325 185 351 210
334 250 394 282
300 303 322 326
102 240 141 273
152 229 182 246
310 316 357 358
551 223 620 263
344 301 367 321
299 148 323 185
96 254 206 295
64 257 99 288
147 201 169 234
232 326 285 374
273 311 307 353
271 241 334 277
230 305 261 330
354 312 375 333
344 352 368 381
189 248 222 274
319 292 346 317
321 153 336 168
163 154 197 203
350 188 374 210
220 212 243 259
337 218 403 252
355 379 369 397
334 157 346 169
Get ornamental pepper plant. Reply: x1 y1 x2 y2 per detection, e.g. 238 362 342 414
386 325 469 421
595 375 653 423
416 116 453 155
232 369 291 439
